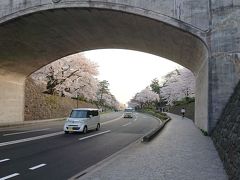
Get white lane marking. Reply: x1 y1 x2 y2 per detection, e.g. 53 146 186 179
0 131 63 147
133 115 138 122
101 115 123 125
0 173 20 180
79 130 111 141
122 122 132 127
29 163 46 170
0 159 10 163
3 128 51 136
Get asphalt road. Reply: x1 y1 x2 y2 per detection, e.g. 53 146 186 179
0 112 159 180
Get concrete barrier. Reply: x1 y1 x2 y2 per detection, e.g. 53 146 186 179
142 118 171 142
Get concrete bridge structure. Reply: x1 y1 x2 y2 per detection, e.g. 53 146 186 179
0 0 239 134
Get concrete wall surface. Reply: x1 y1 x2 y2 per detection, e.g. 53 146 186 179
0 1 209 131
210 2 240 178
0 73 25 124
0 0 239 137
208 0 240 131
212 79 240 179
0 0 210 31
1 1 240 178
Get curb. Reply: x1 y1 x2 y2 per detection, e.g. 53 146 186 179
0 117 66 128
69 113 168 179
69 138 142 180
142 117 171 142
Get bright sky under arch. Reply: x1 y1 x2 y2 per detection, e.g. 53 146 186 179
84 49 182 105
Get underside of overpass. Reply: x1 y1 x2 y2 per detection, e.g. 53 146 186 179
1 1 240 178
0 7 209 131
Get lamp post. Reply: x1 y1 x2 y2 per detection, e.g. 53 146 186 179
76 92 79 108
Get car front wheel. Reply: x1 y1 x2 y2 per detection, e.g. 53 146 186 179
83 126 88 134
96 123 100 131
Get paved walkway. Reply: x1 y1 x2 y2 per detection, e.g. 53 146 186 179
77 113 227 180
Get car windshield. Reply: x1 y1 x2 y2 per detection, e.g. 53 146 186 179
70 110 88 118
124 109 133 112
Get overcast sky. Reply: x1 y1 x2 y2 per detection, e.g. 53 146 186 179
84 49 182 105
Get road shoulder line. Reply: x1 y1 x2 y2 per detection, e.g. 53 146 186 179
0 132 63 147
0 118 65 129
3 128 50 136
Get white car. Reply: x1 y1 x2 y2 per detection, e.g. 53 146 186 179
64 108 100 134
123 108 134 118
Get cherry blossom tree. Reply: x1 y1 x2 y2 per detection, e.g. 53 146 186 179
31 53 120 109
101 93 120 110
160 68 195 105
129 87 159 109
31 53 99 101
150 78 168 109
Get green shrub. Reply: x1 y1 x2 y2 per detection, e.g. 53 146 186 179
173 97 195 106
137 108 169 121
200 129 208 136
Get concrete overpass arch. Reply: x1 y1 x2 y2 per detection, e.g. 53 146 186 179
0 3 209 131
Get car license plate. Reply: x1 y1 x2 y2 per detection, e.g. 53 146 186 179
68 127 73 131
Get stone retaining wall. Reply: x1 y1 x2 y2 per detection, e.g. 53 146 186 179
168 102 195 121
24 78 96 121
212 81 240 179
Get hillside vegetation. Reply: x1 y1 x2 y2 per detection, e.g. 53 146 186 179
24 78 96 121
129 68 195 120
24 53 123 121
31 53 120 110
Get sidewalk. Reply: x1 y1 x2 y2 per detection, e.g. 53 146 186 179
76 113 227 180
